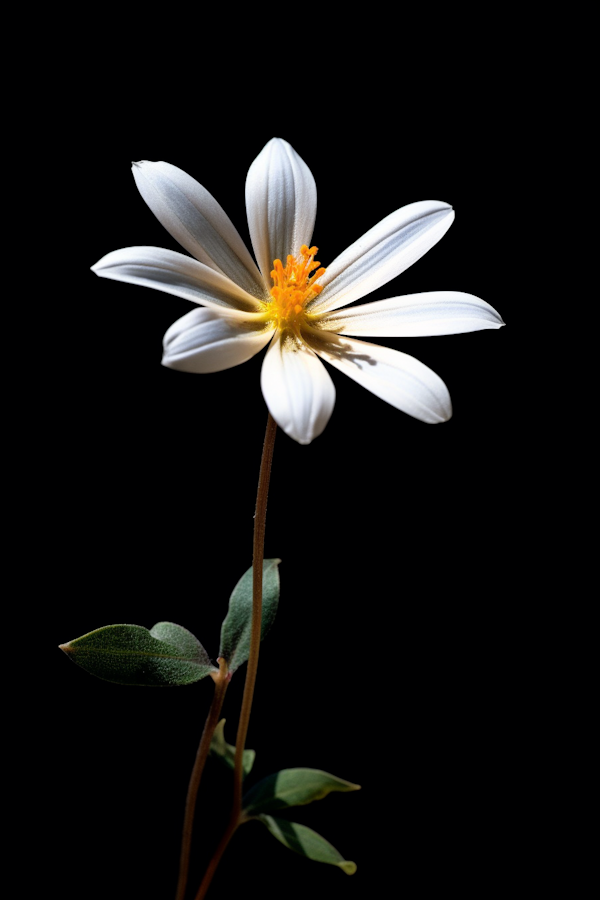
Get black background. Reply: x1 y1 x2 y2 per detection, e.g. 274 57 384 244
51 42 523 900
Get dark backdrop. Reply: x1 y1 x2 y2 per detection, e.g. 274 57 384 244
52 67 519 900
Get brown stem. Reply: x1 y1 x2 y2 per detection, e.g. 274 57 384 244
194 411 277 900
193 817 239 900
175 658 229 900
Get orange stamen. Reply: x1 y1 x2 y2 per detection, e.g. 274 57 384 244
268 245 326 330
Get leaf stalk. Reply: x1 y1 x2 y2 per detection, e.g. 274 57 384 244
175 657 229 900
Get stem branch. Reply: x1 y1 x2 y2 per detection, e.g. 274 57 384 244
175 658 229 900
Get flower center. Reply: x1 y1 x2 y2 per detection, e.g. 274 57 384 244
268 245 326 331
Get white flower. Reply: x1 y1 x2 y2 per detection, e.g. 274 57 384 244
92 138 503 444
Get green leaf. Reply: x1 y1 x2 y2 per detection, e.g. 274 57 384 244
256 815 357 875
242 768 360 816
59 623 216 686
149 621 210 661
209 719 255 779
219 559 280 673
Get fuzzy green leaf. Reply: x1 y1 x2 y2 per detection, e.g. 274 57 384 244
242 768 360 816
210 719 255 778
219 560 280 673
59 623 216 686
149 622 212 662
256 815 357 874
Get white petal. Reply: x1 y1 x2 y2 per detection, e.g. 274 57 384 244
245 138 317 284
132 161 265 299
92 246 263 313
260 331 335 444
304 328 451 424
308 201 455 315
316 291 505 336
162 307 273 373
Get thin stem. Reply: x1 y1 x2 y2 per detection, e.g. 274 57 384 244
175 658 229 900
233 411 277 809
193 818 239 900
194 411 277 900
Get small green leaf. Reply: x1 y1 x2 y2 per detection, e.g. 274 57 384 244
149 622 212 663
210 719 255 779
242 768 360 816
219 559 280 673
256 815 357 875
59 623 217 686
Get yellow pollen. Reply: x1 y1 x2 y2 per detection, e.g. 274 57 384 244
268 244 326 330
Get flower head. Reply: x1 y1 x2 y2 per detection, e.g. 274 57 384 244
92 139 503 444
